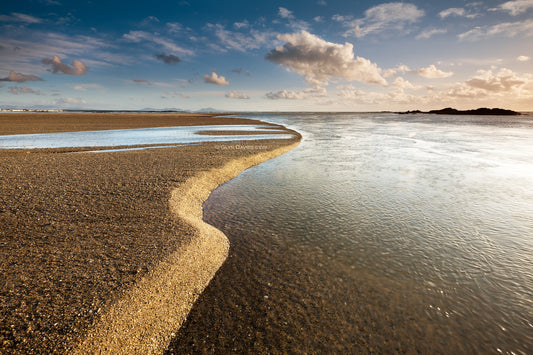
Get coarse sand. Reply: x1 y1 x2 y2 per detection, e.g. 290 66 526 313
0 113 300 353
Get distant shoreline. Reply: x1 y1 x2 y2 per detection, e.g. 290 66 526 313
398 107 520 116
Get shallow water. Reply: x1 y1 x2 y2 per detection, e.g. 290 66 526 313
169 113 533 353
0 124 294 149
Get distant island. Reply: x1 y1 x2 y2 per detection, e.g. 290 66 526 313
399 107 520 116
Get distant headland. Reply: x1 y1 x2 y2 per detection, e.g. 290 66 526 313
399 107 520 116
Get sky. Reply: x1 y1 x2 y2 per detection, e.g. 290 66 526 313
1 0 532 111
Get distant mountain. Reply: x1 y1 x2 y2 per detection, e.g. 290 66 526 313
399 107 520 116
195 107 226 113
139 107 187 112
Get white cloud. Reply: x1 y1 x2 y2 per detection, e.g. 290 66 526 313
203 72 229 85
123 30 194 56
441 67 533 104
413 64 453 78
279 7 294 19
266 90 306 100
166 22 183 34
266 86 327 100
317 0 327 6
382 64 410 78
140 16 160 26
439 8 467 18
0 32 126 75
416 28 447 39
265 31 387 86
465 68 531 92
207 24 274 52
225 90 250 99
303 86 328 96
277 7 310 31
517 55 530 61
42 55 88 75
492 0 533 15
0 71 43 82
389 77 416 88
458 19 533 41
336 84 356 90
336 2 424 38
438 7 478 19
0 13 43 24
233 20 249 29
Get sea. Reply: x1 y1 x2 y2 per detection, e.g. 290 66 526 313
167 112 533 354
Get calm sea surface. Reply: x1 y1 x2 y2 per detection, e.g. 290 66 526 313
169 113 533 354
0 124 293 149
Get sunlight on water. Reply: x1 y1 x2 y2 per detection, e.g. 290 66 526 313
190 113 533 353
0 124 294 149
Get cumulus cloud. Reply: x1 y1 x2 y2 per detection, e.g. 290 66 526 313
266 86 327 100
266 90 306 100
492 0 533 15
458 19 533 41
465 68 530 92
265 31 387 86
382 64 410 78
517 55 530 61
335 2 424 38
42 55 88 75
442 67 533 102
203 72 229 85
439 7 478 19
413 64 453 78
389 77 416 89
225 90 250 99
9 86 41 95
0 71 43 82
154 53 181 65
0 13 43 24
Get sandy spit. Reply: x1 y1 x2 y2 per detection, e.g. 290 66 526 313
73 141 300 354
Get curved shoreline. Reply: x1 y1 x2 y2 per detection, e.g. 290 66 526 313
74 140 300 354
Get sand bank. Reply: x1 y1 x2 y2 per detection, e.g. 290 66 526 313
0 112 271 135
74 141 300 354
0 113 300 353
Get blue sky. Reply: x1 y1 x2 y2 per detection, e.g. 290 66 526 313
1 0 532 111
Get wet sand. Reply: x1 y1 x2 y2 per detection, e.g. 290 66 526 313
0 113 300 353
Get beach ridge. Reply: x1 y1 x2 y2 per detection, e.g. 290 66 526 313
73 140 300 354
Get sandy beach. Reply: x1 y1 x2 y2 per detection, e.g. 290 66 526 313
0 113 300 353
